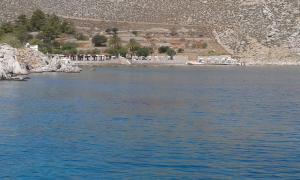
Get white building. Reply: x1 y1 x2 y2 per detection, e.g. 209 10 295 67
25 43 39 51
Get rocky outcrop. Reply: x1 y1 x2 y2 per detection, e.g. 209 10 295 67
0 44 81 81
17 48 81 73
17 48 48 71
0 44 28 80
30 56 81 73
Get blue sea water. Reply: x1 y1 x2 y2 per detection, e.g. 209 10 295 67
0 66 300 179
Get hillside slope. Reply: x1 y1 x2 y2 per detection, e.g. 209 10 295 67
1 0 300 63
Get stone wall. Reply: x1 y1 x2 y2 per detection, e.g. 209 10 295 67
1 0 300 62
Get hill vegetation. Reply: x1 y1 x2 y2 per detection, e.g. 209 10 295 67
0 9 179 58
0 9 76 54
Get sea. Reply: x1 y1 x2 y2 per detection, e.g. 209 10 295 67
0 66 300 179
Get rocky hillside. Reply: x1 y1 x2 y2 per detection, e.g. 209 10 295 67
1 0 300 63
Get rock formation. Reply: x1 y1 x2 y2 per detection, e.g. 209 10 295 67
0 44 81 81
17 48 81 73
0 44 27 80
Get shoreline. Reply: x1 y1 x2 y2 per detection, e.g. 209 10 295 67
76 62 300 67
77 64 300 68
72 57 300 67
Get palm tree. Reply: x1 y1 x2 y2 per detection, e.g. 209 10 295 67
127 38 141 57
108 34 121 50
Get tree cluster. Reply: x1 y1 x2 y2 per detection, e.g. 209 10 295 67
106 36 153 57
0 10 178 59
92 35 107 47
0 9 76 53
158 46 177 59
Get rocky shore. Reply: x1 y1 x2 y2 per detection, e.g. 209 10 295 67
0 44 81 81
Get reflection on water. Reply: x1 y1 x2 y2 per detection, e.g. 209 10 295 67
0 67 300 179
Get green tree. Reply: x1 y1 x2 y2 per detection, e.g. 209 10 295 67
166 48 176 60
105 28 112 34
107 47 127 57
61 20 75 34
12 15 32 44
107 48 117 56
136 47 151 57
16 15 28 25
41 14 62 41
61 42 77 55
112 27 119 34
108 34 121 50
16 15 31 30
117 47 127 57
158 46 170 53
132 31 138 36
127 38 141 56
92 35 107 47
31 9 46 31
177 48 184 53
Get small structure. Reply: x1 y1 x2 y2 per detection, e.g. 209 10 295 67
25 43 39 51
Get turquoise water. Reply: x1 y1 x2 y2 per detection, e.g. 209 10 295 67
0 66 300 179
